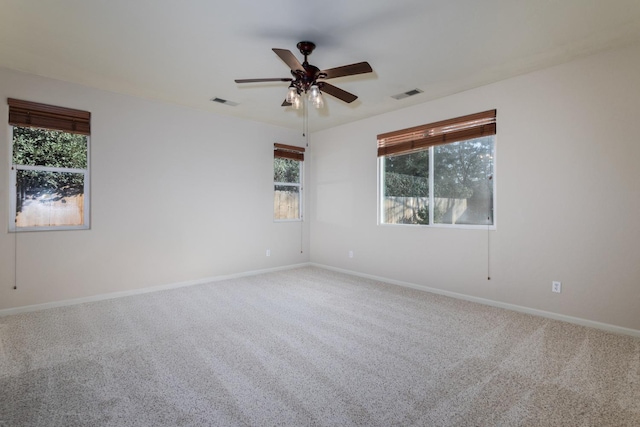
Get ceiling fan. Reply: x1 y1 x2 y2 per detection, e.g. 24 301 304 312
234 41 373 108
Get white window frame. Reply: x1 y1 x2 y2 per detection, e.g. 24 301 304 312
274 159 303 222
378 136 496 230
9 126 91 232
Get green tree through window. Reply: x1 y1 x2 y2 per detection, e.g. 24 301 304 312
11 127 89 230
381 136 494 226
274 157 302 220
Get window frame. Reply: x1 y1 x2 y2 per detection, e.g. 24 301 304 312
378 138 496 229
7 98 91 232
377 110 496 229
273 143 304 222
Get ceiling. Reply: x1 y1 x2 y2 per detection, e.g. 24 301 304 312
2 0 640 132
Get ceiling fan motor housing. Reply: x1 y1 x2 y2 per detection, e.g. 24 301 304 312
291 65 326 93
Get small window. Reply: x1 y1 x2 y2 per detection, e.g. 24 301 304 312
378 110 496 227
8 98 91 231
274 143 304 221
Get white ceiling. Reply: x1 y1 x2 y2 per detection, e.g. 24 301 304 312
2 0 640 132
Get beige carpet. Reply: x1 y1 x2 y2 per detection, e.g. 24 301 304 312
1 267 639 426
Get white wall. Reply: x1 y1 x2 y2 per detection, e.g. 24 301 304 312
310 43 640 331
0 68 308 310
2 44 639 331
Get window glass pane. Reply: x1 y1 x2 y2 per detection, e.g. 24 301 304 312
382 150 429 224
433 136 494 225
274 185 300 220
15 170 85 227
274 158 300 183
12 126 87 168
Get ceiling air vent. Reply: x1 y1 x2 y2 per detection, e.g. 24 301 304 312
210 97 239 107
391 88 423 100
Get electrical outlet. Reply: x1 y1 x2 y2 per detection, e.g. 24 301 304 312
348 250 354 258
552 281 561 293
266 249 271 257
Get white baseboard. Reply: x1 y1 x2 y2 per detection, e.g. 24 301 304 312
0 263 311 317
3 261 638 339
310 263 640 339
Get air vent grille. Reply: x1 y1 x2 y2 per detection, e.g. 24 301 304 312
210 97 239 107
391 89 423 100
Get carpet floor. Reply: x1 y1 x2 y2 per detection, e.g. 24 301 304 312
1 267 639 426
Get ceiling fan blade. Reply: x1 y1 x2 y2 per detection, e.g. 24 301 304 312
273 48 304 72
321 62 373 79
319 83 358 103
235 78 292 83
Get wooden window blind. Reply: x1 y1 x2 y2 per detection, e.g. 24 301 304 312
377 109 496 157
8 98 91 135
274 143 305 161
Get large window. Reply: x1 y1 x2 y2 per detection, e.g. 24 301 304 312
274 143 304 221
378 110 496 227
8 98 91 231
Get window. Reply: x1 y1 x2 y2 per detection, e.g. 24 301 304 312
8 98 91 231
378 110 496 227
274 143 304 221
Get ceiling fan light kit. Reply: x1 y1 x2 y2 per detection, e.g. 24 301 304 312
286 85 297 104
235 41 372 110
